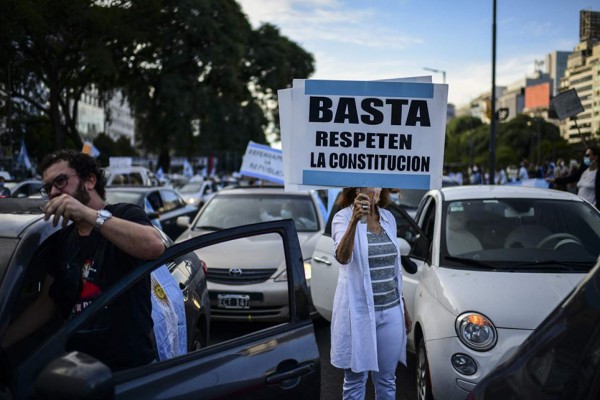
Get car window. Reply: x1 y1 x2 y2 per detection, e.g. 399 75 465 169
194 193 320 232
161 190 185 211
105 191 145 207
147 191 163 212
441 198 600 269
179 182 203 193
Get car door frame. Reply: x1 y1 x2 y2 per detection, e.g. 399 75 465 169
10 219 320 400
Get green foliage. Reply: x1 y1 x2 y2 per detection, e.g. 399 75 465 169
445 114 577 170
0 0 315 170
0 0 129 150
93 133 138 167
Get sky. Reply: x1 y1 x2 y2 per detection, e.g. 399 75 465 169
237 0 598 108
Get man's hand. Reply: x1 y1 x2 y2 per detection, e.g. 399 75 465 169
43 194 94 228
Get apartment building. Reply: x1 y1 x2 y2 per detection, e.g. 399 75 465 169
558 10 600 143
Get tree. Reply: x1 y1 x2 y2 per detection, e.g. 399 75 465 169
115 0 314 172
0 0 128 151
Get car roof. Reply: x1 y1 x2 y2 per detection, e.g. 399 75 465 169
216 186 310 196
106 186 165 193
438 185 584 202
0 198 47 238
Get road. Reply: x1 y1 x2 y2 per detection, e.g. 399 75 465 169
313 317 417 400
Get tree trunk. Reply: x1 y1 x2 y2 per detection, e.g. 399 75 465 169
49 88 65 151
158 149 171 173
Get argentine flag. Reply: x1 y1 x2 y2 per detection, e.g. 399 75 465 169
151 265 187 360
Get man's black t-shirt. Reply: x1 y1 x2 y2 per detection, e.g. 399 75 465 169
39 203 155 370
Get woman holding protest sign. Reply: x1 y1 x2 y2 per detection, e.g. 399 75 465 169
330 187 412 400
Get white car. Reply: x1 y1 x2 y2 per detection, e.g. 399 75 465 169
178 179 220 208
311 185 600 400
104 166 159 186
175 186 326 322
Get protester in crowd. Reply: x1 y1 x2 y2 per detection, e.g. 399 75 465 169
548 147 600 208
330 187 412 399
2 149 166 370
553 158 569 191
566 159 580 193
495 165 508 185
470 165 482 184
518 160 529 181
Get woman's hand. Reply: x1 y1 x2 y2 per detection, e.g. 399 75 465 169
353 193 370 222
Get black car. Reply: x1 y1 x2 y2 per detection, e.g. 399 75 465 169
0 198 320 399
105 186 199 241
468 258 600 400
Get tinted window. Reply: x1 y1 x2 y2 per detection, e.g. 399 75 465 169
161 190 185 211
194 194 319 232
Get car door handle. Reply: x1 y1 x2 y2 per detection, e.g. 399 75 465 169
312 256 332 265
265 362 316 385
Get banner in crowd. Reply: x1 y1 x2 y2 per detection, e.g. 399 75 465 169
278 77 448 191
240 141 284 184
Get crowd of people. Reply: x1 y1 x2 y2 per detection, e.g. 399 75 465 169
446 152 590 192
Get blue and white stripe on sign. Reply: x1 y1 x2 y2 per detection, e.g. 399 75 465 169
304 80 434 99
302 170 430 189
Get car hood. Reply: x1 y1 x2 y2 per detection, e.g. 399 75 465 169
181 229 320 270
432 267 586 329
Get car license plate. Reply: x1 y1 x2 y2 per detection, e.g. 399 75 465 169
217 294 250 309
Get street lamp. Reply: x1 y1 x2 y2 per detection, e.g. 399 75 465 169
423 67 446 84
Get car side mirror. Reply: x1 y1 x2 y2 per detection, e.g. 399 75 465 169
413 234 429 259
398 237 410 256
34 351 114 399
177 216 191 228
401 255 418 274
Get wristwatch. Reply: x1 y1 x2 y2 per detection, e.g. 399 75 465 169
94 209 112 231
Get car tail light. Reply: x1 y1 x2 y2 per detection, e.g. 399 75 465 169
200 259 207 275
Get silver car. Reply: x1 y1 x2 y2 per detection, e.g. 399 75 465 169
175 186 326 322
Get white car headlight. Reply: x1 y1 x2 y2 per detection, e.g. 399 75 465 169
455 312 497 351
273 259 312 282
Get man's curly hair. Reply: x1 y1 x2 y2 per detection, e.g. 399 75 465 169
39 150 107 200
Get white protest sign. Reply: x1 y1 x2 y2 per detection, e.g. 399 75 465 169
240 141 284 184
279 78 447 190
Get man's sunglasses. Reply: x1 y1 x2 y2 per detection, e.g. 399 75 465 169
40 174 78 197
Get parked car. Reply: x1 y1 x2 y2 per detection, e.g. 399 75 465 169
105 186 199 241
468 257 600 400
4 179 43 198
105 166 159 187
175 186 326 322
0 198 320 399
178 179 220 208
311 185 600 400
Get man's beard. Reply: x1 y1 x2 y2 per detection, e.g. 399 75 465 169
73 180 91 205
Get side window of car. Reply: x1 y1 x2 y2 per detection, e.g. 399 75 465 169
147 191 163 212
161 190 183 212
412 197 435 258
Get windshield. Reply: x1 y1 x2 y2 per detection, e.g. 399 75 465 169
105 191 145 207
442 198 600 271
395 189 427 208
193 193 320 232
179 182 203 193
